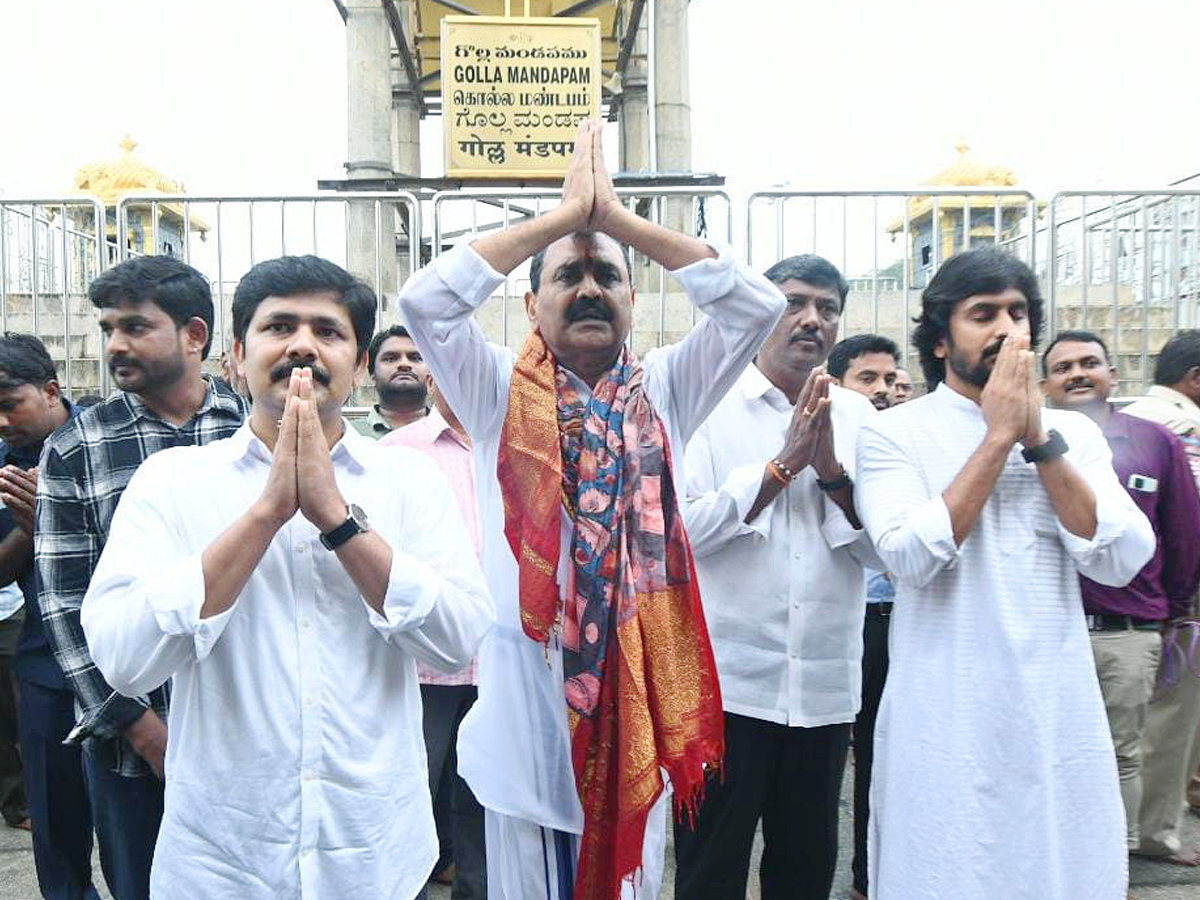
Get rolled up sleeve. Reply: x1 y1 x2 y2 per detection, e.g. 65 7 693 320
381 458 495 673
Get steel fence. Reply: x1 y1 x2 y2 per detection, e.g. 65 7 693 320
0 196 108 392
745 188 1039 370
7 186 1200 398
1046 190 1200 393
429 187 733 353
114 192 422 358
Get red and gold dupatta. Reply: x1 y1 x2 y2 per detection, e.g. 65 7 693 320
497 330 723 900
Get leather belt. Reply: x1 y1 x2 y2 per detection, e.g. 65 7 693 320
1086 613 1159 632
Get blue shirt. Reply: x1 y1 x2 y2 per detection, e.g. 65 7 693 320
2 399 78 689
866 567 895 602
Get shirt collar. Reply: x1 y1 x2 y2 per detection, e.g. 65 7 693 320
365 405 394 435
1147 384 1200 419
425 406 470 449
741 363 795 412
113 375 243 433
933 380 984 417
225 416 371 472
1100 406 1135 440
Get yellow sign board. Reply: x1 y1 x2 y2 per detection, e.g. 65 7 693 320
441 16 602 179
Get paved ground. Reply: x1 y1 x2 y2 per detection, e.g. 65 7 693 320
1 766 1196 899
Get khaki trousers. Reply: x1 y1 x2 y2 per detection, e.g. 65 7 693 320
1091 629 1162 848
1136 625 1200 856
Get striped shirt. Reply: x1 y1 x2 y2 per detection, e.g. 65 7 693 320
35 376 247 777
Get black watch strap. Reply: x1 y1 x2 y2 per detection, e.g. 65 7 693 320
816 469 852 493
319 503 369 550
1021 429 1069 464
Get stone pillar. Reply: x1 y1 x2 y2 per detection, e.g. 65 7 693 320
345 0 396 306
390 0 421 315
653 0 692 237
618 9 650 175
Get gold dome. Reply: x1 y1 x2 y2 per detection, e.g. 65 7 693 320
74 136 208 233
923 140 1018 188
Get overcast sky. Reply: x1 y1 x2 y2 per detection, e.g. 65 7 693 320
1 0 1196 198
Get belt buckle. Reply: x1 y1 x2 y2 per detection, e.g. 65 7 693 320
1086 614 1101 631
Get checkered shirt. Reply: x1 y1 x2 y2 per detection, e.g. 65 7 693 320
35 376 247 777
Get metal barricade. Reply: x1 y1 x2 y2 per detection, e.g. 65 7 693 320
429 187 733 354
0 196 108 392
744 188 1039 371
1046 190 1200 394
115 192 422 357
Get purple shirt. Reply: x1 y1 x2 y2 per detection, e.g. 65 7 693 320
1081 408 1200 620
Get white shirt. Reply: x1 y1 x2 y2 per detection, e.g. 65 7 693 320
854 383 1155 900
81 422 493 900
684 367 881 727
399 242 784 837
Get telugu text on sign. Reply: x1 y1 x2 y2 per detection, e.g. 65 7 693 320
442 17 601 179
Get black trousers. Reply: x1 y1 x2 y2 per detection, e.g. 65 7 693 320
674 712 851 900
851 606 891 896
421 683 486 900
18 679 100 900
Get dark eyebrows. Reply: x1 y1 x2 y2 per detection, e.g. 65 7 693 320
553 260 583 281
259 311 346 331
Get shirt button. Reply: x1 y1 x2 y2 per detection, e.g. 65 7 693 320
302 619 313 630
304 770 314 782
305 694 315 706
296 544 307 554
302 848 313 859
793 552 801 560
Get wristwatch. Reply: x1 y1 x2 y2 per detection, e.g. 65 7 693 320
319 503 370 550
1021 429 1068 465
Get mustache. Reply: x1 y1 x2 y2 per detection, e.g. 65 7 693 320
270 361 331 386
1066 378 1093 390
108 356 143 374
982 340 1005 361
789 329 823 349
565 296 613 323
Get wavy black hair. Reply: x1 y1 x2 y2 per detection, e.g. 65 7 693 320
913 248 1043 387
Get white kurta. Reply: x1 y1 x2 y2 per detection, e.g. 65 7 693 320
684 368 882 727
399 242 784 899
81 423 493 900
854 383 1155 900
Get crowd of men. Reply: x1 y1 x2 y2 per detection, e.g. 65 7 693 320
0 122 1198 900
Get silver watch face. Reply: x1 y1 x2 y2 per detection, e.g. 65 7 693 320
348 503 369 530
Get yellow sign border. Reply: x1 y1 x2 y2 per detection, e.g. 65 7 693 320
441 15 602 180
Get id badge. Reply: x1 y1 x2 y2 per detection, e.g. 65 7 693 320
1127 473 1159 493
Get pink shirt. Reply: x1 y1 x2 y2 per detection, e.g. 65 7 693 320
382 407 481 685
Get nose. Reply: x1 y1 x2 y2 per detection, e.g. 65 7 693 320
285 326 318 362
105 330 130 358
796 302 821 331
576 270 603 298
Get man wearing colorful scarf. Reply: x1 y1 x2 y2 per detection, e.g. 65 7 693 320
399 120 785 900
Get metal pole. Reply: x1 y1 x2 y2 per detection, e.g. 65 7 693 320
0 206 9 336
31 204 41 340
1109 196 1119 375
61 203 71 391
1141 196 1151 392
902 202 911 367
215 202 225 354
872 196 879 334
1080 197 1090 328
